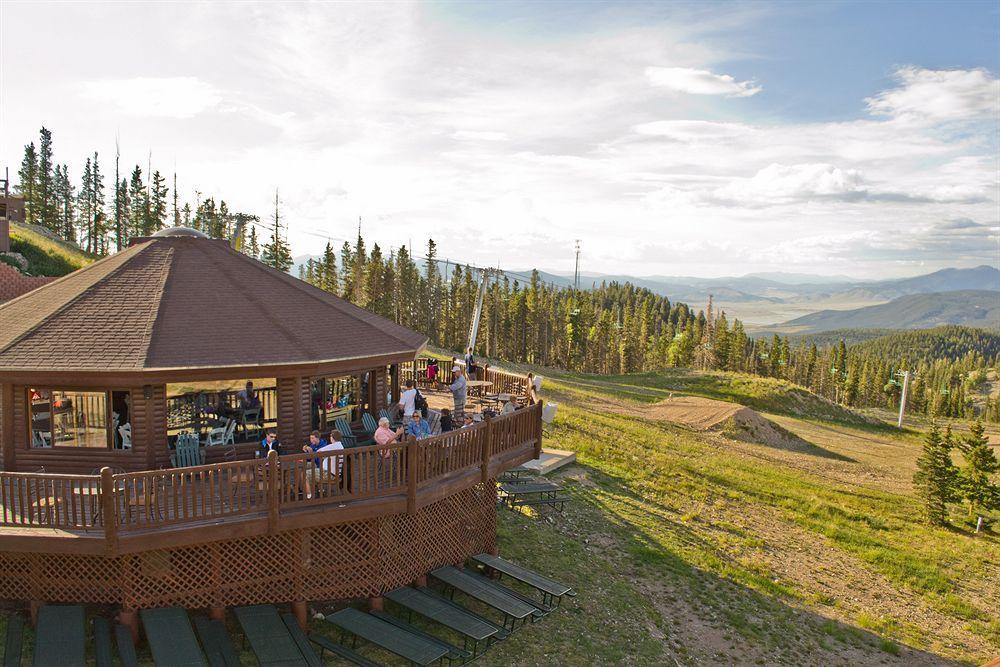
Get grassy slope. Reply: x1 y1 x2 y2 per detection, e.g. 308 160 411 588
8 222 93 276
467 370 998 665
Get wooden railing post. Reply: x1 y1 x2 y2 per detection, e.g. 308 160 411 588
407 438 418 515
267 449 279 534
100 467 117 555
534 401 543 460
481 417 492 483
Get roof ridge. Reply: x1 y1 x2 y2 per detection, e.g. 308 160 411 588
0 242 151 356
223 244 427 351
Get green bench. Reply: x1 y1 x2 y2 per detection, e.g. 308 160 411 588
114 624 139 667
472 553 577 607
33 605 85 667
369 610 470 663
430 566 541 631
140 607 207 666
3 614 23 667
309 634 382 667
93 617 113 667
233 604 315 666
279 612 324 667
499 480 568 512
193 616 242 667
385 586 501 657
324 607 449 666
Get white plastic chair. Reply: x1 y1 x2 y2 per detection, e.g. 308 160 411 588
204 419 236 447
541 402 558 424
118 423 132 449
32 430 52 448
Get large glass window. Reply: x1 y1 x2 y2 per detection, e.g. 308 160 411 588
29 388 130 449
311 375 360 431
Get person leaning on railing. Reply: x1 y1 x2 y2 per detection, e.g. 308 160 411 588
300 429 344 499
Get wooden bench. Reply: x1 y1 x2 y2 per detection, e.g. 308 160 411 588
193 616 242 667
385 586 500 657
324 608 449 666
140 607 207 666
472 553 577 607
33 605 85 667
430 566 541 631
3 614 23 667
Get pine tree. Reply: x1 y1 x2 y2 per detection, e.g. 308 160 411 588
957 420 999 518
55 165 75 242
17 142 38 224
260 189 292 272
149 170 168 234
245 225 260 259
77 158 94 251
319 241 338 294
128 166 147 240
89 153 106 254
36 127 58 231
913 422 959 526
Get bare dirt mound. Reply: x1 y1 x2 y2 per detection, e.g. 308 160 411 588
646 396 806 449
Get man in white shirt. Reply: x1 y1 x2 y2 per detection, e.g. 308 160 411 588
397 379 417 421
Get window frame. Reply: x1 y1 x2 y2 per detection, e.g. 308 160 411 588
26 386 136 452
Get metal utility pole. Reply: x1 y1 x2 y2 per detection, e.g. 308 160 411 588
467 268 492 354
897 370 911 429
573 239 581 290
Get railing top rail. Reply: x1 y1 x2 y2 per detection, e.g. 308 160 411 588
0 471 101 481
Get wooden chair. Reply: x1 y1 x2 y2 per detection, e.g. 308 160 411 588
173 432 206 467
118 423 132 449
361 412 379 435
240 407 262 440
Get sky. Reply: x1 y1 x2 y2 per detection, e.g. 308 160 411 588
1 0 998 280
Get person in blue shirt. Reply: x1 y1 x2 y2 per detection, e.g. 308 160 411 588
300 430 329 498
405 410 432 439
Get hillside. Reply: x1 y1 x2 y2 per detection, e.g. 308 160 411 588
850 325 1000 364
770 290 1000 333
473 366 999 665
7 222 93 276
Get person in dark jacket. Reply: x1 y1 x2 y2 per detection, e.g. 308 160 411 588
258 429 282 457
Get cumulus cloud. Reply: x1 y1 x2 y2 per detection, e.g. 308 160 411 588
79 76 222 118
865 66 999 123
645 66 762 97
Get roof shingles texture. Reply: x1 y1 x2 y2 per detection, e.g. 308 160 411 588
0 236 426 372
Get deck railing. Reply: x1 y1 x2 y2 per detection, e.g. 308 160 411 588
400 359 529 397
0 402 542 547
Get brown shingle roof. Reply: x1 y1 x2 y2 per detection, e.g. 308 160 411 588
0 235 426 373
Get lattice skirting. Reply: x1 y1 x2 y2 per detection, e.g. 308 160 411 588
0 481 498 609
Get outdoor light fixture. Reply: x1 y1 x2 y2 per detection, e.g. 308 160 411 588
143 385 153 400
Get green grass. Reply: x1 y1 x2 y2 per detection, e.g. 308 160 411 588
8 222 93 276
478 369 998 664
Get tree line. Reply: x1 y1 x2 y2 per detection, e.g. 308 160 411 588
14 126 292 268
913 420 998 528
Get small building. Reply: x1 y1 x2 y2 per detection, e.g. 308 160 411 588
0 193 25 253
0 226 427 473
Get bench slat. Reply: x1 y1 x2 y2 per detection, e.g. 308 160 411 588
193 616 241 667
33 606 85 667
309 634 382 667
3 614 23 667
114 624 139 667
385 587 499 642
279 613 323 667
140 608 207 667
93 617 113 667
473 553 575 598
233 605 305 666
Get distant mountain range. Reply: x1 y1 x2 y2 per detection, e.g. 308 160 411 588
763 290 1000 334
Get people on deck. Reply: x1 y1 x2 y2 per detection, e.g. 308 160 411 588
439 408 453 433
461 414 475 429
526 373 539 405
501 397 518 415
405 410 432 439
301 429 343 498
464 348 477 380
237 381 261 409
374 417 404 459
398 380 417 421
442 365 467 418
426 358 439 382
258 429 282 457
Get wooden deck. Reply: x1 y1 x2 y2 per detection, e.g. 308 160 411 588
0 403 542 554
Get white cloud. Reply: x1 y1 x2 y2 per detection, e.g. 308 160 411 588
865 66 999 123
645 66 761 97
632 120 751 141
452 130 509 142
79 76 222 118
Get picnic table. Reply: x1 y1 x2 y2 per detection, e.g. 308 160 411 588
499 480 568 512
324 607 449 666
233 604 307 666
385 586 500 656
431 566 540 630
465 380 493 407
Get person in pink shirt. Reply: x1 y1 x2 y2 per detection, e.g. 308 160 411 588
374 417 404 459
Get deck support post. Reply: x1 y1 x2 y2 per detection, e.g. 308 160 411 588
367 596 383 612
119 608 139 644
291 600 307 629
101 467 117 555
29 600 41 626
209 606 225 622
414 574 427 588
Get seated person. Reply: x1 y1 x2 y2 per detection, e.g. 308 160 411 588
501 397 518 415
237 381 261 410
258 429 282 457
374 417 404 457
405 410 432 440
461 414 475 429
439 408 453 433
300 430 331 498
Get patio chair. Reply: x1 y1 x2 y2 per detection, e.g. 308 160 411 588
240 407 262 440
118 423 132 448
361 412 379 435
335 417 373 448
172 432 206 467
204 419 236 447
31 429 52 448
379 408 402 429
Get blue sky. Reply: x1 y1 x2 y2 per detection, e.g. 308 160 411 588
1 1 997 279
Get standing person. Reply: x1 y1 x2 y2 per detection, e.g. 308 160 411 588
237 381 261 409
300 430 329 499
442 365 467 420
464 347 477 380
439 408 454 433
526 373 540 405
397 379 417 421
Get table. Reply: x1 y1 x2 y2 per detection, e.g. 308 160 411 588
465 380 493 408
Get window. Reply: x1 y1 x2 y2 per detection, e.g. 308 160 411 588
28 388 132 450
310 375 360 431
